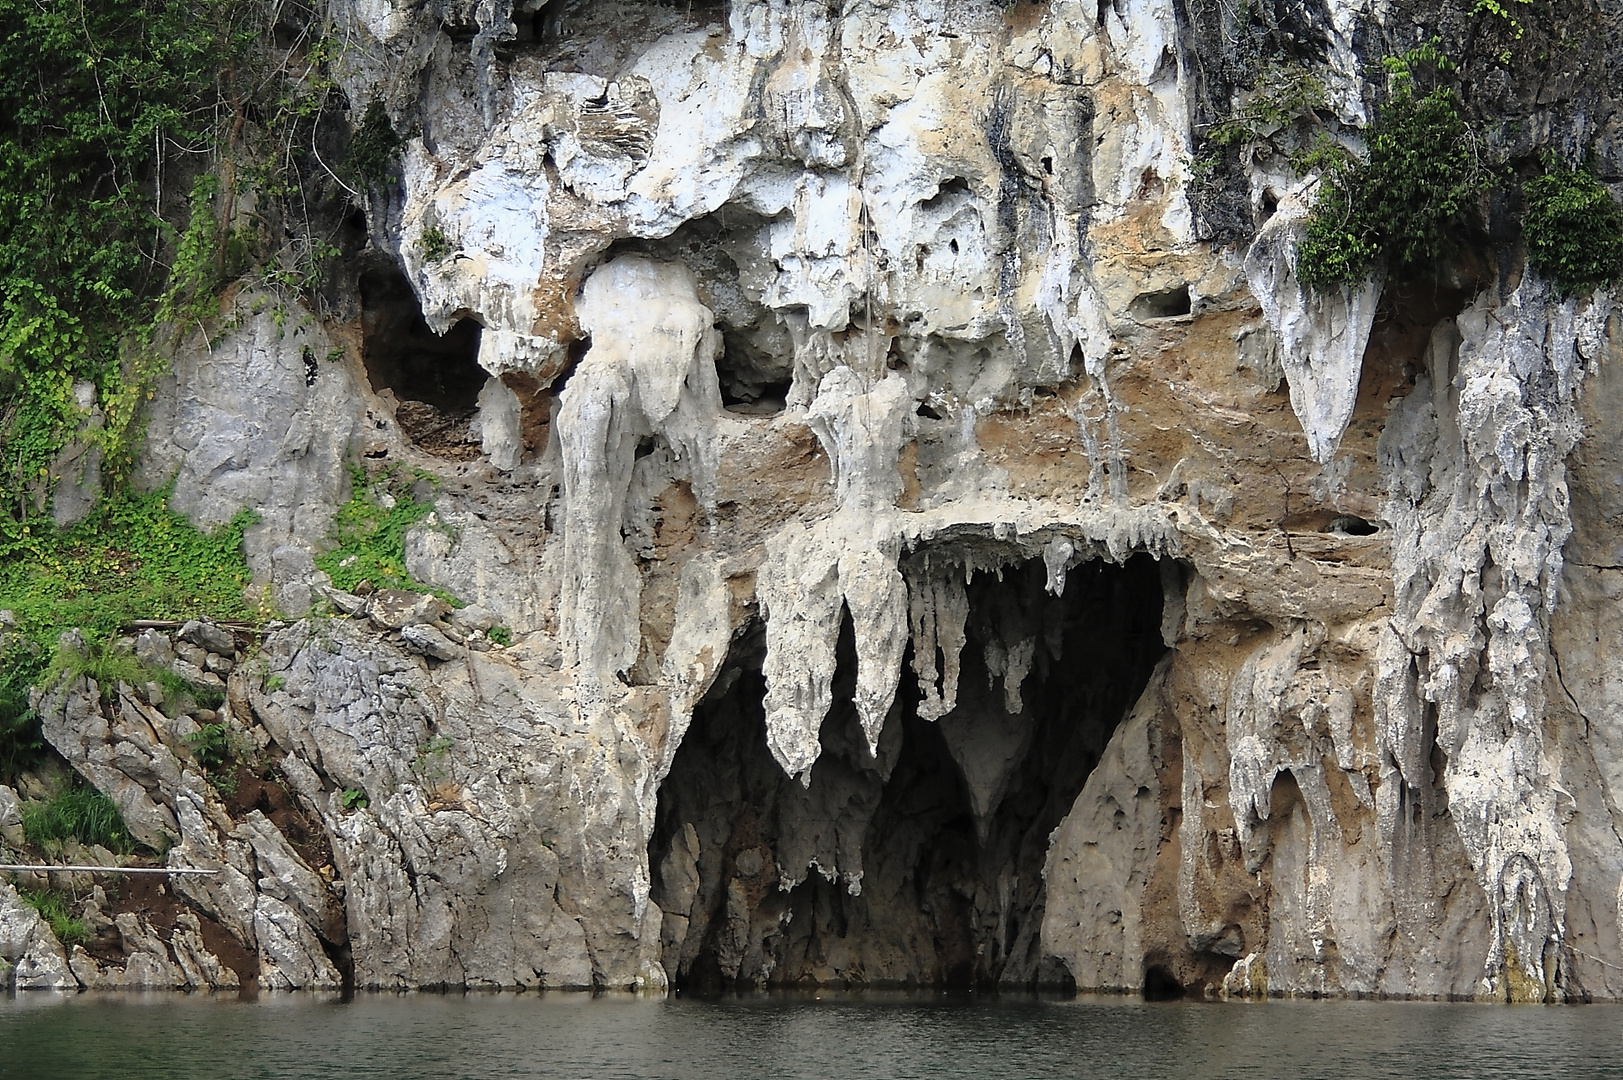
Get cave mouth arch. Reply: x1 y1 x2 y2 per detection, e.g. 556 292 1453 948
359 267 488 458
650 552 1169 992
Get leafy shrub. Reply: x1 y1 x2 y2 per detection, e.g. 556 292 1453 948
21 780 136 856
185 723 234 773
185 721 251 796
1208 63 1327 147
19 889 87 947
0 0 263 492
1523 168 1623 294
1296 49 1482 291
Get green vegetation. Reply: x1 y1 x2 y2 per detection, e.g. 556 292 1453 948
19 888 88 947
412 734 454 785
486 626 512 647
20 779 136 856
0 0 263 493
0 0 357 772
0 636 45 782
185 723 234 773
1296 47 1482 291
317 466 453 600
1207 63 1327 148
184 720 250 796
0 487 257 651
0 490 257 778
340 787 369 812
1523 167 1623 294
419 227 453 263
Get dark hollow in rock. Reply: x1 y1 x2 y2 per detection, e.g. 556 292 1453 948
359 267 487 459
650 553 1168 991
1327 514 1379 536
1128 285 1192 321
1142 964 1186 1001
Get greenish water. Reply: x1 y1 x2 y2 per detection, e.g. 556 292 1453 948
1 992 1620 1079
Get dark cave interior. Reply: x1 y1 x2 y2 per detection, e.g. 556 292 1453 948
359 267 488 457
650 552 1169 991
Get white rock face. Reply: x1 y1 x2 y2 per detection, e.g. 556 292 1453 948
1244 190 1382 464
94 0 1623 999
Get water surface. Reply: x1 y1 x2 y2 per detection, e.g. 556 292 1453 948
2 991 1619 1079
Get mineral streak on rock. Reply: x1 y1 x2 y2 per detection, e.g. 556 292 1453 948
29 0 1623 1000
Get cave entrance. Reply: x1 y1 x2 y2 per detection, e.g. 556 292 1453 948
650 552 1168 991
359 267 488 459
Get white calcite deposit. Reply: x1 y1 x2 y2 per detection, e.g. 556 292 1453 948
26 0 1622 1001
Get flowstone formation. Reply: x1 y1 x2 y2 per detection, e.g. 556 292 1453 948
12 0 1623 1002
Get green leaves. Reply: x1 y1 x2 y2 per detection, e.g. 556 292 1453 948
346 100 403 189
316 466 454 601
0 0 258 492
20 779 135 856
1523 168 1623 295
1296 74 1480 291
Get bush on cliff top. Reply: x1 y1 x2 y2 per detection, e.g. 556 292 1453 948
1523 167 1623 294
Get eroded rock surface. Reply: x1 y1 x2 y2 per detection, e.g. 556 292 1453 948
24 0 1623 1001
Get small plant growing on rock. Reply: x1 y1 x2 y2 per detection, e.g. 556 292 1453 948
185 722 251 797
185 723 234 773
346 99 403 188
20 779 135 856
340 787 369 812
412 735 455 787
419 227 453 263
1523 167 1623 294
19 889 87 947
487 626 512 647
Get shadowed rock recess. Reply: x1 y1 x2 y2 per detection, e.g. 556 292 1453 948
7 0 1623 1003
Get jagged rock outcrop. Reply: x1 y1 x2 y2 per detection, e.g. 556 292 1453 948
21 0 1623 1001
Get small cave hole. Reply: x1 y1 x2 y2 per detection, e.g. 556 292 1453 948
596 211 792 417
1143 965 1186 1001
1327 514 1379 536
920 176 972 213
441 17 480 42
651 554 1169 991
1128 285 1192 321
359 267 488 459
916 402 944 420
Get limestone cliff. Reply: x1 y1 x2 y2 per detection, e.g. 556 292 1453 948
8 0 1623 1002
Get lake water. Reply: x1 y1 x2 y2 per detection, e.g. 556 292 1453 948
2 992 1620 1079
